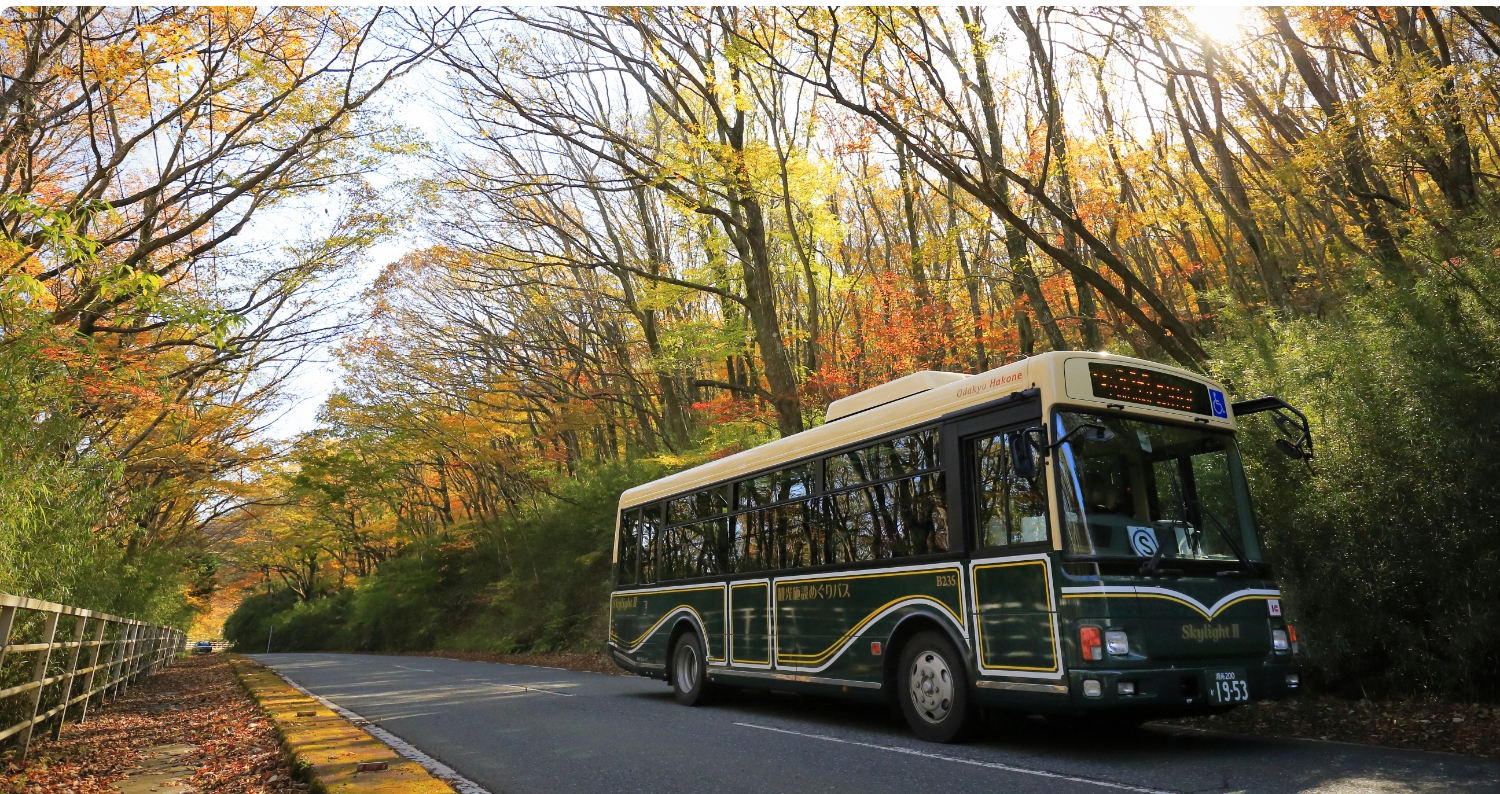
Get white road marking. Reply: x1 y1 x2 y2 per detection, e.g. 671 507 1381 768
486 682 576 697
392 659 576 697
271 669 494 794
734 722 1179 794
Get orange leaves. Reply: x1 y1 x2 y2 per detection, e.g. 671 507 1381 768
691 392 769 428
814 270 985 401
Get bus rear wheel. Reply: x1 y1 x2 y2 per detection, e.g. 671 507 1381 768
898 631 974 743
671 632 712 706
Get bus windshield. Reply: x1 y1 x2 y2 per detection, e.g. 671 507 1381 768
1054 411 1262 563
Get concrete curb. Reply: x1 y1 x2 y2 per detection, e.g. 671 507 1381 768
230 656 455 794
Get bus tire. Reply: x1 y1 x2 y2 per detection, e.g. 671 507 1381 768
897 630 974 743
671 631 712 706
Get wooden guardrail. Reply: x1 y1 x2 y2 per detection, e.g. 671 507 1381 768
0 593 185 761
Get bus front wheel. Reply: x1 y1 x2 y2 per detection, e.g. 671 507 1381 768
671 632 712 706
897 631 974 742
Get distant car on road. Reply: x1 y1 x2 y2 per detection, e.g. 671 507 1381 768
194 640 214 655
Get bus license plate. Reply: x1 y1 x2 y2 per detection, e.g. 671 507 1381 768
1207 669 1250 704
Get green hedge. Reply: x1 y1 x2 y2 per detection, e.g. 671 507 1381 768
1219 237 1500 701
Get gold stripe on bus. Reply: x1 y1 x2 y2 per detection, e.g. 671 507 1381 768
729 581 771 665
775 595 962 666
774 565 963 590
613 585 726 660
1060 592 1274 620
615 605 727 662
612 584 723 600
970 559 1060 674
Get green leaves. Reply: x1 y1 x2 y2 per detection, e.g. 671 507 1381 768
1213 219 1500 700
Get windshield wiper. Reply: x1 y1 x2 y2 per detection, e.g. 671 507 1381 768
1141 458 1193 578
1196 504 1257 577
1138 540 1164 576
1137 542 1182 577
1155 453 1254 577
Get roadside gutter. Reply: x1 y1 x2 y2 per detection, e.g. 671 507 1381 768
231 656 454 794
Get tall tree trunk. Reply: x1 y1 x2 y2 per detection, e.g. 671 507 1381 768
963 9 1068 353
1013 7 1102 349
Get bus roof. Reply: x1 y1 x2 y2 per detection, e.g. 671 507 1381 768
618 351 1232 509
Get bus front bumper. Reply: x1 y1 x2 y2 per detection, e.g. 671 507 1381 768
1064 662 1299 714
608 645 665 680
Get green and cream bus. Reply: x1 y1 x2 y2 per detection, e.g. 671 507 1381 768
608 351 1305 742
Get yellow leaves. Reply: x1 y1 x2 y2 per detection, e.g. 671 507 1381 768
0 272 44 308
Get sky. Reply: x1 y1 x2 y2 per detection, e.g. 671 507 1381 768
252 63 449 441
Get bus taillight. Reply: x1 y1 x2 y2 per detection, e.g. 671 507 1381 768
1079 626 1103 661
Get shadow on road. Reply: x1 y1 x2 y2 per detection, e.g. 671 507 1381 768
692 687 1498 793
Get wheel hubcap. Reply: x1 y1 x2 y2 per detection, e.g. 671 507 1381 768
675 643 699 693
908 650 954 724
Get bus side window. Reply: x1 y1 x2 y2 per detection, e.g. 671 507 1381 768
660 521 688 581
739 466 810 510
617 509 639 586
826 491 875 563
972 429 1049 548
824 429 948 561
890 472 948 556
735 511 768 572
671 486 731 525
679 518 729 578
911 473 949 553
639 506 660 584
780 499 812 568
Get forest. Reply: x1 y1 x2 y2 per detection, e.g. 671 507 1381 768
4 6 1500 702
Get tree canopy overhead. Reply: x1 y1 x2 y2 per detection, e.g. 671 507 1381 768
6 7 1500 700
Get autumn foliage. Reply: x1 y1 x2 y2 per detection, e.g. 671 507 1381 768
5 8 1500 700
0 7 426 621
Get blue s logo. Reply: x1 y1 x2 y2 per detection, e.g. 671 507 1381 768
1209 389 1228 418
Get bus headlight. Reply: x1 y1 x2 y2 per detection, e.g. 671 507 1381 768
1105 630 1129 655
1272 629 1289 652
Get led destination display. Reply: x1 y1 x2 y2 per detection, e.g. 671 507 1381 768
1088 362 1213 416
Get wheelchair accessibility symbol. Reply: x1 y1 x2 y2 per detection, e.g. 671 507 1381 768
1209 388 1228 418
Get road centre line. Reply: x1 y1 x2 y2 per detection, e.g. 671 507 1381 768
733 722 1178 794
387 659 575 697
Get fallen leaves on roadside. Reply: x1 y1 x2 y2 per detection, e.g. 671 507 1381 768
1170 696 1499 758
1 654 302 793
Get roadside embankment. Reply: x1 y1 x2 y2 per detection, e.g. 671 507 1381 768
230 657 453 794
0 653 300 794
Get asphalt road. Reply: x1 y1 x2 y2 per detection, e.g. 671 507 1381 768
251 653 1497 794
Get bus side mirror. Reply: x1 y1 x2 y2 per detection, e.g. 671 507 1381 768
1080 426 1115 444
1047 423 1115 455
1009 431 1038 479
1233 396 1313 462
1275 438 1304 460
